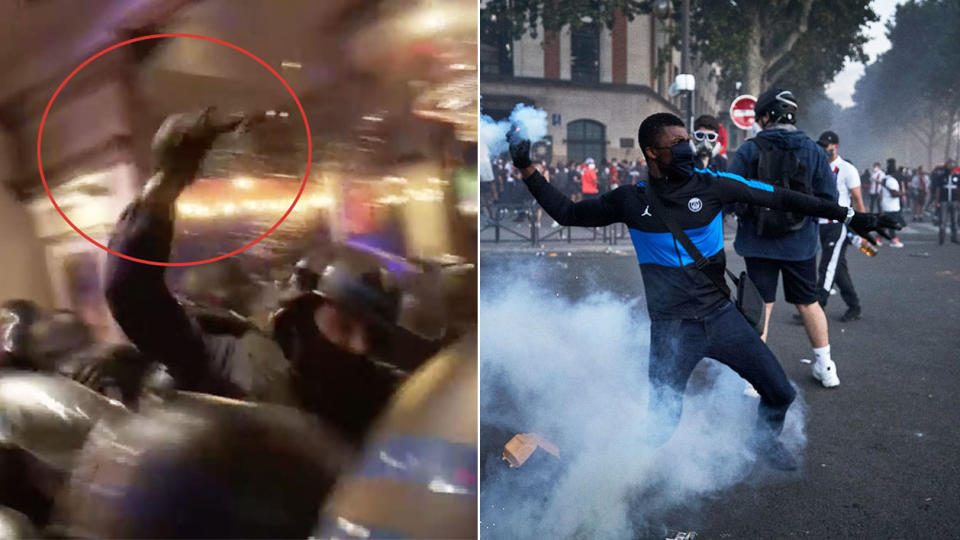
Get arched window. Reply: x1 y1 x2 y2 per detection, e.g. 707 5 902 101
566 119 606 163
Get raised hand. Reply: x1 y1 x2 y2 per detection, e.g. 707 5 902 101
145 108 249 204
507 135 532 169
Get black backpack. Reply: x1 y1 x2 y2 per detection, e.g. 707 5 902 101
749 137 811 237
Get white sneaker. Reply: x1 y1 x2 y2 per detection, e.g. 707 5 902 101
812 359 840 388
891 239 904 248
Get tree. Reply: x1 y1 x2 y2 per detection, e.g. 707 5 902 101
847 0 960 167
483 0 877 103
687 0 876 97
480 0 652 39
928 0 960 160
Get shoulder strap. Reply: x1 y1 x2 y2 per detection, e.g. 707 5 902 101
752 137 773 152
644 184 738 293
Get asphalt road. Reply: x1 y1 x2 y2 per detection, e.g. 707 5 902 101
479 218 960 538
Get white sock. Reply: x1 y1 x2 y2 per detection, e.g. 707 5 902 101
814 345 832 366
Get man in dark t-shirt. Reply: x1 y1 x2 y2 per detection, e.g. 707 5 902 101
931 159 960 244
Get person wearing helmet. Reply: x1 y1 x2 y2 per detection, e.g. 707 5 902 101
103 110 427 445
1 302 154 406
729 88 844 389
267 252 423 443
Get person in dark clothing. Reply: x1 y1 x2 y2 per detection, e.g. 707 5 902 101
693 115 728 172
104 110 439 445
931 159 960 244
1 302 153 406
508 112 898 470
729 88 842 388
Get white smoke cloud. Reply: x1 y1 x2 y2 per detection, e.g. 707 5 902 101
479 270 807 538
478 102 548 181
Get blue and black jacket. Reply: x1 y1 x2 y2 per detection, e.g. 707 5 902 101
523 168 848 320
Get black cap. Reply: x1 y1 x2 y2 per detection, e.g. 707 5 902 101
817 131 839 147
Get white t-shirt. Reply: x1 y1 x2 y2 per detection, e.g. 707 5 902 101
819 156 861 223
880 175 901 212
870 168 885 195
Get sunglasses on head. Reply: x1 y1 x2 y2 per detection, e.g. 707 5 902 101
693 130 718 142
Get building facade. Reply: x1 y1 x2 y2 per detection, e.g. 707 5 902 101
481 8 724 165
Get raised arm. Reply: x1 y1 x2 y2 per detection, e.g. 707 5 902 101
510 138 621 227
706 169 901 243
105 110 248 395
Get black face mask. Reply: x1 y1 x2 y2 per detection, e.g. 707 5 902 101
655 140 696 180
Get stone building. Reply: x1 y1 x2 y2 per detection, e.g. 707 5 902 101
480 7 724 165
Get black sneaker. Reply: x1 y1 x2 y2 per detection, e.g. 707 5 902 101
840 306 861 322
759 439 799 471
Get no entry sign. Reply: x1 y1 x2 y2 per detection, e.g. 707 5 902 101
730 95 757 130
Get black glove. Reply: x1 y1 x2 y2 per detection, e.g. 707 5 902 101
849 212 902 244
508 136 532 169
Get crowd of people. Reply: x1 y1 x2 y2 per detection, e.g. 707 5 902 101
860 158 960 245
483 155 649 208
0 111 475 537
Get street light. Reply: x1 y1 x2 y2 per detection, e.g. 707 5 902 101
653 0 671 19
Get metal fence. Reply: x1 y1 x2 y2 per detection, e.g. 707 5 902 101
479 202 629 247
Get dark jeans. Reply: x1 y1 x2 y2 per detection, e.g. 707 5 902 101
647 301 796 446
817 222 859 310
940 202 958 241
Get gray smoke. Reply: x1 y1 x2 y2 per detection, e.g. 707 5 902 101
479 102 548 181
480 269 806 538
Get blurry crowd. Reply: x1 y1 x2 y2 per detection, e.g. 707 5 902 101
861 158 960 231
482 155 650 207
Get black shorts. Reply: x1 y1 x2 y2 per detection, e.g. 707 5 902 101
744 256 818 305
